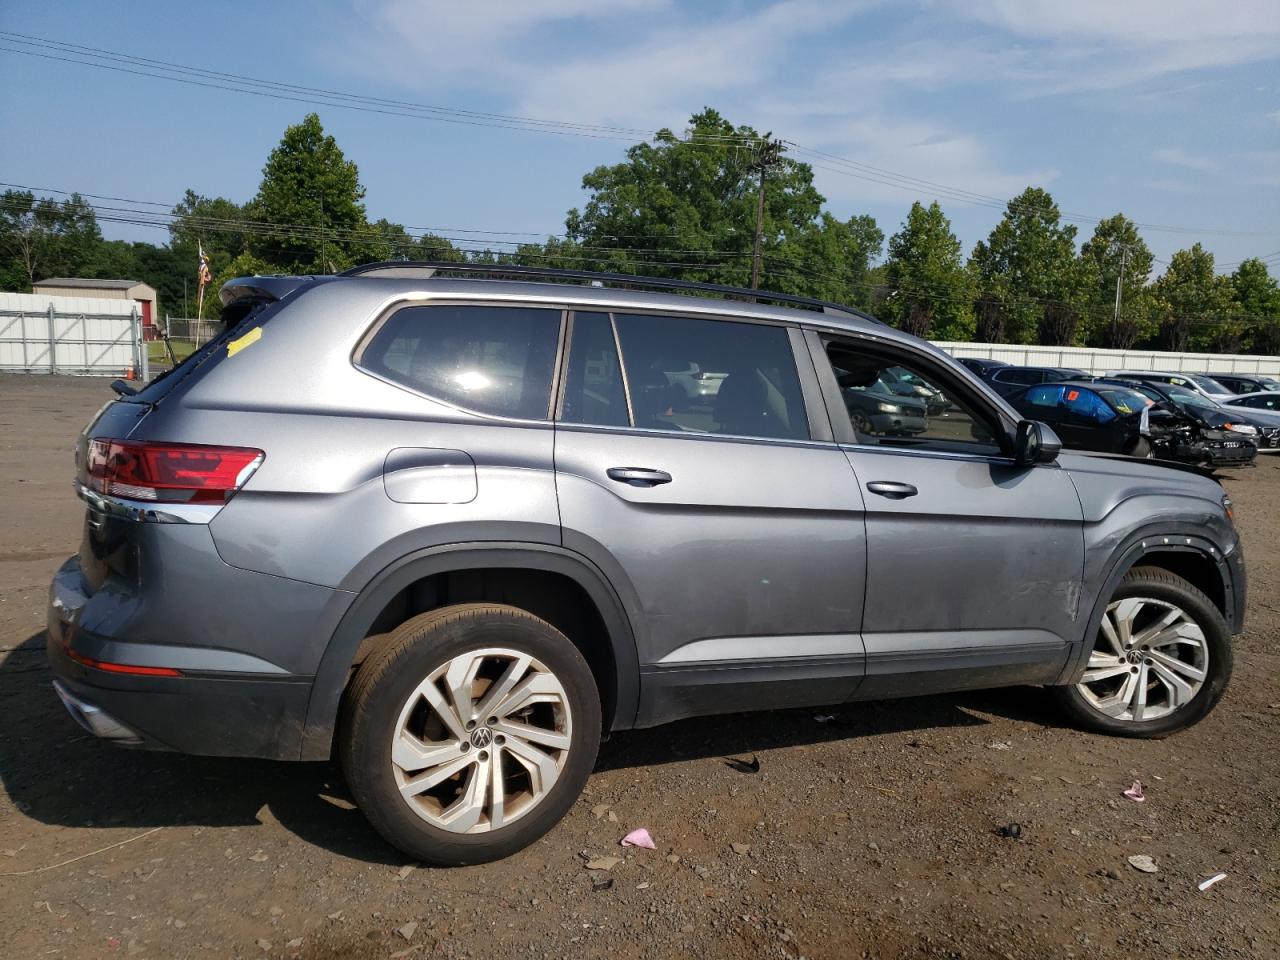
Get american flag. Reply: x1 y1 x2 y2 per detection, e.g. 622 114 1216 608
196 243 212 317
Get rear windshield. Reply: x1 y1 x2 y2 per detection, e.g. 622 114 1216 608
128 298 278 405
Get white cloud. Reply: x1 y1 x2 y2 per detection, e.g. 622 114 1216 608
1151 147 1216 171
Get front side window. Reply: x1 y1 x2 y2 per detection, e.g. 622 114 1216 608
360 304 562 420
826 341 1002 455
611 313 808 441
1063 387 1117 423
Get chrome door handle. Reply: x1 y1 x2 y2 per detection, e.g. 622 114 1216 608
607 467 672 487
866 480 918 499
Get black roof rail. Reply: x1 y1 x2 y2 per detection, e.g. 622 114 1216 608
337 260 881 324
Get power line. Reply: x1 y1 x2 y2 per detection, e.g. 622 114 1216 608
2 30 1276 240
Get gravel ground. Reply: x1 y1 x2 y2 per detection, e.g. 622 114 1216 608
1 373 1277 960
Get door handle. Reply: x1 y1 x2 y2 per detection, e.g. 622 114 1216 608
607 467 672 487
866 480 918 499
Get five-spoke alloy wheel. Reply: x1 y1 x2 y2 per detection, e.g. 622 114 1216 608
1055 566 1232 738
340 604 601 865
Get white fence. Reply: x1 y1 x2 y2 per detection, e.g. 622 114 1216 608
936 341 1280 378
0 292 147 378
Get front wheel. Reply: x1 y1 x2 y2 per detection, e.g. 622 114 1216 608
339 604 601 865
1053 566 1232 738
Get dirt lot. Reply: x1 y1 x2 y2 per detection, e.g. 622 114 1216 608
1 373 1276 960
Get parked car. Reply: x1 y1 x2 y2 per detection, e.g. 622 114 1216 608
1108 371 1234 401
1223 391 1280 413
1010 382 1156 457
880 365 950 416
1095 378 1271 458
837 369 929 436
1205 373 1280 395
48 263 1246 866
956 357 1008 379
988 365 1090 398
1013 381 1257 467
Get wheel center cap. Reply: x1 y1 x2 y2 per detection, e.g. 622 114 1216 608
470 727 494 748
1126 649 1144 665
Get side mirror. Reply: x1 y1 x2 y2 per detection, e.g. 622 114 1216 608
1015 420 1061 465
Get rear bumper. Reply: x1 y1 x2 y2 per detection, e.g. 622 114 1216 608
47 557 317 760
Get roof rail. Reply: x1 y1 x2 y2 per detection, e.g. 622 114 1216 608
338 260 881 324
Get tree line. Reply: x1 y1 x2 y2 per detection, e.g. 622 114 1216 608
2 109 1277 353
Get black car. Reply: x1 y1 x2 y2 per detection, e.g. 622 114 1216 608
988 365 1090 398
1011 382 1156 457
956 357 1008 379
1199 373 1280 395
1091 379 1262 465
1098 378 1280 450
1224 391 1280 413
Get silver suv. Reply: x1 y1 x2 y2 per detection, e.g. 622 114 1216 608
47 263 1245 865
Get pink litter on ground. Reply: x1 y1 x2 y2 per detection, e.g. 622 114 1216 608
620 828 655 849
1123 780 1145 802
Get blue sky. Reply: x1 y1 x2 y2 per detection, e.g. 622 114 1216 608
1 0 1278 275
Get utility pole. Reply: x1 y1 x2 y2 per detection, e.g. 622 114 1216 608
749 137 784 289
1112 244 1129 347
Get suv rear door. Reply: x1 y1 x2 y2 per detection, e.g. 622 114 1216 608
553 310 868 726
807 331 1085 698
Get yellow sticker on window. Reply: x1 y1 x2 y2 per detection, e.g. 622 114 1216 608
227 326 262 358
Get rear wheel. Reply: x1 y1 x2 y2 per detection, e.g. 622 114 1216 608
340 604 601 865
1053 566 1231 738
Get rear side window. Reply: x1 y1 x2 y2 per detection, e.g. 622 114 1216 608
361 304 562 420
1026 385 1065 407
612 313 808 441
996 368 1039 385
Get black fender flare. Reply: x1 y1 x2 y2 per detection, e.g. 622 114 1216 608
298 542 640 760
1055 529 1236 686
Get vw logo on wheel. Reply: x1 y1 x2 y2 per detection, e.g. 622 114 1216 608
470 726 494 749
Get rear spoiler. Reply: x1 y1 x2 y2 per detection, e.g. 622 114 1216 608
219 274 327 306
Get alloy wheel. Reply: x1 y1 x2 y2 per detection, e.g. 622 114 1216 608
391 647 573 833
1076 597 1209 722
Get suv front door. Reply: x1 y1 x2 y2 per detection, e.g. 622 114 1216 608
808 332 1085 698
554 311 869 727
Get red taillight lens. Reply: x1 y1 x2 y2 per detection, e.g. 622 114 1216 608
86 440 264 504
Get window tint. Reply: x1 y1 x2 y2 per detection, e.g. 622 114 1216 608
360 304 561 420
1238 393 1280 410
1063 387 1116 423
826 343 1002 455
997 368 1040 385
1026 385 1065 407
561 312 628 427
612 313 808 440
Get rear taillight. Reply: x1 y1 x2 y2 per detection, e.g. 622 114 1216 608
86 440 264 504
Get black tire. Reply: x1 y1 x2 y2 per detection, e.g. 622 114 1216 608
339 603 601 865
1125 437 1154 459
1053 566 1232 738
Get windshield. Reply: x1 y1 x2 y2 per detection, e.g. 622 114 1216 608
1190 375 1231 394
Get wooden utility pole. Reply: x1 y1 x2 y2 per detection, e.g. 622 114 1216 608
750 138 784 289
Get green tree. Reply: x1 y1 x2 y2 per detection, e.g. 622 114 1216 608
1151 244 1233 352
0 190 102 288
880 201 973 340
169 190 249 269
246 113 368 273
1080 214 1155 348
968 188 1093 346
564 108 879 303
1229 258 1280 354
